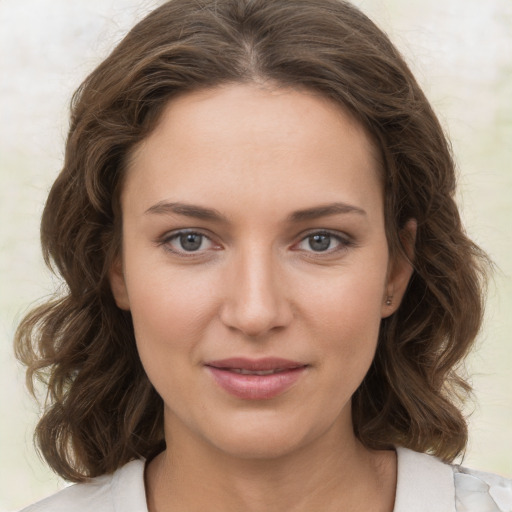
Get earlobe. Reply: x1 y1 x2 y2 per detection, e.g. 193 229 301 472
381 219 417 318
109 257 131 311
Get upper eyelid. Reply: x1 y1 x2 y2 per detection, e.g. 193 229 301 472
295 228 352 242
159 227 349 239
157 229 219 254
160 228 215 241
300 228 347 236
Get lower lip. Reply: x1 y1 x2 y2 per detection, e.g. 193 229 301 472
206 366 307 400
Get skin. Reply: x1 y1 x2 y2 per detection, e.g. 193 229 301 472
110 83 414 512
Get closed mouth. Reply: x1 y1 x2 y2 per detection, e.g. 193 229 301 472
215 367 302 375
204 357 307 374
205 358 309 400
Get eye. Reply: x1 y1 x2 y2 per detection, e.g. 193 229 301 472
294 231 351 253
161 230 218 255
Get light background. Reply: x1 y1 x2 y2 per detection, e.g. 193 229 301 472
0 0 511 510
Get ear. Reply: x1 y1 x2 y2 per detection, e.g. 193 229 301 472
109 256 131 311
381 219 416 318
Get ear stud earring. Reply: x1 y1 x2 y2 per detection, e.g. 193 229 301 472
385 296 393 306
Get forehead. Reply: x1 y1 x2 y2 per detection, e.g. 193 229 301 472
123 83 383 222
132 83 379 166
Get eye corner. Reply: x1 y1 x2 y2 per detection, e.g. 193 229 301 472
157 229 222 257
291 229 355 256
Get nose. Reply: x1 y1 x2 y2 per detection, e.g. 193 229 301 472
219 246 293 338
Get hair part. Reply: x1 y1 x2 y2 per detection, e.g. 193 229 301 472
15 0 488 481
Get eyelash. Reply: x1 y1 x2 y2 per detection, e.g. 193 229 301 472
292 230 354 256
158 229 220 257
157 229 354 258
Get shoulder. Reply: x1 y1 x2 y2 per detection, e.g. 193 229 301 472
20 473 115 512
395 447 512 512
453 464 512 512
19 459 147 512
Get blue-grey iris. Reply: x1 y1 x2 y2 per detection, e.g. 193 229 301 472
309 234 331 251
180 233 203 251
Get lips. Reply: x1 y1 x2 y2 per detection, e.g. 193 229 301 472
227 368 288 375
205 358 308 400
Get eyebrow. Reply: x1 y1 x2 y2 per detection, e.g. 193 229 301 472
144 201 366 222
288 202 367 222
145 201 228 221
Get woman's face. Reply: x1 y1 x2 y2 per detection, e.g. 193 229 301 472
111 84 413 459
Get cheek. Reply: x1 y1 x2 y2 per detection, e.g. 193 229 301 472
300 261 386 333
297 263 387 383
125 267 215 403
122 255 221 373
125 247 213 324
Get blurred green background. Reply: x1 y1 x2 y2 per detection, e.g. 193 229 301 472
1 0 510 510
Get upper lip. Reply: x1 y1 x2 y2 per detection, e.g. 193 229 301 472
205 357 306 371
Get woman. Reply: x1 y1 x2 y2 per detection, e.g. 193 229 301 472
15 0 511 511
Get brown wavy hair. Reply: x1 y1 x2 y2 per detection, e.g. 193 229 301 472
15 0 488 482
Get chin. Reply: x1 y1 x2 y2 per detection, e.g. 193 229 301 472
209 435 308 461
195 409 339 461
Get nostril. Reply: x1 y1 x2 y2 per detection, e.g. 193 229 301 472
219 298 292 337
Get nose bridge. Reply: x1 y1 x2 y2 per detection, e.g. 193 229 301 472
220 242 291 337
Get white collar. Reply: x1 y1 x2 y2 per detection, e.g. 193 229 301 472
394 446 456 512
109 447 457 512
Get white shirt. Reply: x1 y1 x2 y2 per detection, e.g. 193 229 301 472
21 447 512 511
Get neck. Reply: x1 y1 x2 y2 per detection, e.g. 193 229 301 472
145 417 396 512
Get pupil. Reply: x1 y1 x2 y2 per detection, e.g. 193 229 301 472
309 234 330 251
180 233 202 251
